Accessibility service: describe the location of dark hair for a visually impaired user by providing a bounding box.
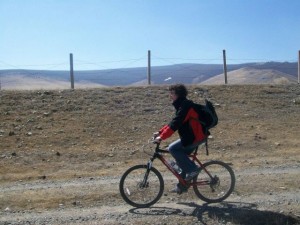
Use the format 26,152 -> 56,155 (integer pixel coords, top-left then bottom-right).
169,84 -> 188,98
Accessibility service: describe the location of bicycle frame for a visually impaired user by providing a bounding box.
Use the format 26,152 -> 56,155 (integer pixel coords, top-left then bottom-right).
146,143 -> 214,188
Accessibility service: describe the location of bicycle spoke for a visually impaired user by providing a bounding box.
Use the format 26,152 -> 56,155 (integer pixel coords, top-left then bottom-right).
120,165 -> 164,208
193,161 -> 235,203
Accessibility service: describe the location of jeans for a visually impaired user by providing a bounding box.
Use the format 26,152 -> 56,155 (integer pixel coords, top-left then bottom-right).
168,139 -> 201,176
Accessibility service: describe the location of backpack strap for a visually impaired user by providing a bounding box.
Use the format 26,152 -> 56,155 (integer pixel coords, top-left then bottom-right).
194,138 -> 209,156
205,139 -> 209,156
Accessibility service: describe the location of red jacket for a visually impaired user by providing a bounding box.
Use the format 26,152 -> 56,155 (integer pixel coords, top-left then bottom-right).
159,97 -> 207,146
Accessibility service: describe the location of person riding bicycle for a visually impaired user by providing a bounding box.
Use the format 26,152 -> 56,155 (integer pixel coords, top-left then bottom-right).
154,84 -> 208,194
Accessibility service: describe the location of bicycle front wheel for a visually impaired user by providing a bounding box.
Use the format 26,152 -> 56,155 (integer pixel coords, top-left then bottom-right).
193,160 -> 235,203
119,165 -> 164,208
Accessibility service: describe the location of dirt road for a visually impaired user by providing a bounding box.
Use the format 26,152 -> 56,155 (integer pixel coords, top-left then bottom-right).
1,165 -> 299,225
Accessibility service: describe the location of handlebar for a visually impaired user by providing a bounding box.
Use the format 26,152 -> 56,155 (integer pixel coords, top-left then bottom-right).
150,135 -> 161,145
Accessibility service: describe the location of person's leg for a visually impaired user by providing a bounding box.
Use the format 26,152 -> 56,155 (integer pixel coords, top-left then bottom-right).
168,139 -> 198,174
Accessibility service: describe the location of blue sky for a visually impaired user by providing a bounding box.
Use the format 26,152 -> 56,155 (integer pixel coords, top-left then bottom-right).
1,0 -> 300,70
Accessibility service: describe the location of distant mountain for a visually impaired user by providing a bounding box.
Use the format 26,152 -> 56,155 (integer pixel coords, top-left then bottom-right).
0,62 -> 298,89
248,61 -> 297,76
201,67 -> 297,85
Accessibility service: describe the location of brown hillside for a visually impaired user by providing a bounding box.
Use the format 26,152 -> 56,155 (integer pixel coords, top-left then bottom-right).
1,75 -> 106,90
202,68 -> 298,85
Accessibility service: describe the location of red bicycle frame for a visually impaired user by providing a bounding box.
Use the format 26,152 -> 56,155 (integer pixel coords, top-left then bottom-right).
152,147 -> 213,187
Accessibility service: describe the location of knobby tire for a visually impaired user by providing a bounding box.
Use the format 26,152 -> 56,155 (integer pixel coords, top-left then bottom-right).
193,160 -> 235,203
119,165 -> 164,208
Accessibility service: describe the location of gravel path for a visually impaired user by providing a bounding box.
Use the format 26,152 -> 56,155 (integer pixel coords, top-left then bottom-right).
1,165 -> 299,225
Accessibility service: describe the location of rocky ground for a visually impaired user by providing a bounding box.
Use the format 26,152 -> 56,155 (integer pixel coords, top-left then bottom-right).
0,84 -> 300,224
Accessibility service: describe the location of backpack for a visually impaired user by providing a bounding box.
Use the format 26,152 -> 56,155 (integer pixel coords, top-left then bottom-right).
192,99 -> 218,135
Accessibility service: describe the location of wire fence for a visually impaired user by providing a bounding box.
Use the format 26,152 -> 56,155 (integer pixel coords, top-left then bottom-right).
0,53 -> 299,90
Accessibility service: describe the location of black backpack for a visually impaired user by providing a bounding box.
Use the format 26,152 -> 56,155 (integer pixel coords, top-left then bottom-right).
192,99 -> 218,135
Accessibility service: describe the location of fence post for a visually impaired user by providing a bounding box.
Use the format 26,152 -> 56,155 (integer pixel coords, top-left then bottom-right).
70,53 -> 74,89
298,50 -> 300,84
147,50 -> 151,85
223,50 -> 228,84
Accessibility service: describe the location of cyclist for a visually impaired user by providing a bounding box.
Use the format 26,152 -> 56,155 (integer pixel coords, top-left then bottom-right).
154,84 -> 208,194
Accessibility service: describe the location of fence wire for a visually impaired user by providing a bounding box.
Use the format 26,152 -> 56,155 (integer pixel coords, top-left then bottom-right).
0,55 -> 299,90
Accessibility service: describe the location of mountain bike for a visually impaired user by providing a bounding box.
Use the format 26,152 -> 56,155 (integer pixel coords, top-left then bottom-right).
119,139 -> 235,208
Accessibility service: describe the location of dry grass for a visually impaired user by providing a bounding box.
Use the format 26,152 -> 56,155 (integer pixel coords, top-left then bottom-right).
1,84 -> 299,181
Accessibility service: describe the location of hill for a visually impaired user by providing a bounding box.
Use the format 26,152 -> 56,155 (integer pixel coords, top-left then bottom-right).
0,74 -> 106,90
0,62 -> 298,89
202,67 -> 298,85
0,84 -> 299,224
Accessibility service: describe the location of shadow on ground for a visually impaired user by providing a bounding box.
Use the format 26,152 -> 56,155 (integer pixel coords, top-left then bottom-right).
129,202 -> 300,225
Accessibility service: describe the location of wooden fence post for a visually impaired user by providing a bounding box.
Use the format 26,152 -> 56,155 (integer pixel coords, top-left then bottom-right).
70,53 -> 74,89
298,50 -> 300,84
148,50 -> 151,85
223,50 -> 228,84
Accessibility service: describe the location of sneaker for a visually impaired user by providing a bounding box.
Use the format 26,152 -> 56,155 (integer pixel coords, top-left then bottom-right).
170,183 -> 188,195
185,168 -> 200,181
170,185 -> 182,195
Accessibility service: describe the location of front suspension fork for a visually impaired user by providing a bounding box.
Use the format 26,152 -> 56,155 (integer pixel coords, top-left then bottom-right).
140,159 -> 154,188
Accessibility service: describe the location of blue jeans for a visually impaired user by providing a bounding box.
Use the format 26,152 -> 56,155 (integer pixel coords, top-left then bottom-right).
168,139 -> 201,176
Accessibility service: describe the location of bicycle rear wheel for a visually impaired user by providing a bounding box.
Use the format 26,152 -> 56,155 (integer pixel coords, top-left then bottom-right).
119,165 -> 164,208
193,160 -> 235,203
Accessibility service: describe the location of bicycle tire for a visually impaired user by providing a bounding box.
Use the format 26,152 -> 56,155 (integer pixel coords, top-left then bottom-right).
193,160 -> 235,203
119,164 -> 164,208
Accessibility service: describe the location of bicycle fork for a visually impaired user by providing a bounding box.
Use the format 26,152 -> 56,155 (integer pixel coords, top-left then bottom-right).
140,157 -> 155,188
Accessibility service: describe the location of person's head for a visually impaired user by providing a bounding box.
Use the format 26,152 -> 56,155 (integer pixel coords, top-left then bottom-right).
168,84 -> 188,101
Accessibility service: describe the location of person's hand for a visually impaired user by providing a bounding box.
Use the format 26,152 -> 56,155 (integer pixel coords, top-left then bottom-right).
153,132 -> 160,138
153,136 -> 162,144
